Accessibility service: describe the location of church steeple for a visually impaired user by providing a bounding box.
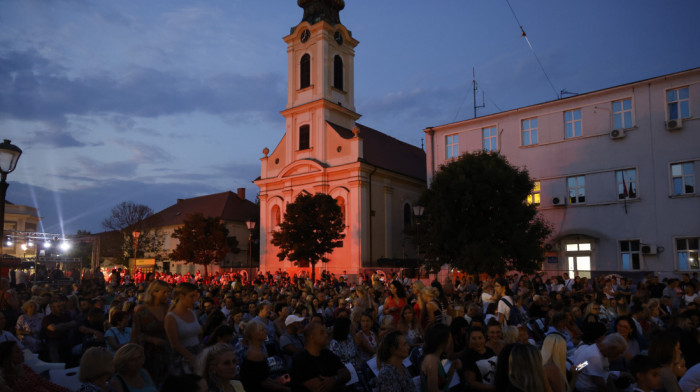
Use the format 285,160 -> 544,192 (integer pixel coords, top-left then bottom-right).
297,0 -> 345,26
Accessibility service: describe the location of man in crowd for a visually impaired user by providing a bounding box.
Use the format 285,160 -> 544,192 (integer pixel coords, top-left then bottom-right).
572,332 -> 629,392
290,321 -> 350,392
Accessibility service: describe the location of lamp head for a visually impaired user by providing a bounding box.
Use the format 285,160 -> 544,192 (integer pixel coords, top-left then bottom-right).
0,140 -> 22,175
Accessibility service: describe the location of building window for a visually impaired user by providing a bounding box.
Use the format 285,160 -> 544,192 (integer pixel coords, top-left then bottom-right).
620,240 -> 641,270
616,168 -> 637,199
271,205 -> 281,228
482,126 -> 498,151
677,237 -> 699,270
299,125 -> 310,150
567,175 -> 585,204
300,54 -> 310,89
667,87 -> 690,120
521,118 -> 538,146
446,134 -> 459,159
565,109 -> 582,138
671,162 -> 695,195
333,55 -> 343,91
566,242 -> 592,278
612,99 -> 633,129
527,181 -> 540,206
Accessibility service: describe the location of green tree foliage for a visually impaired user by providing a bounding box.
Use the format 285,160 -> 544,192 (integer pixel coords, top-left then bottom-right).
271,193 -> 345,282
169,213 -> 231,276
418,151 -> 551,276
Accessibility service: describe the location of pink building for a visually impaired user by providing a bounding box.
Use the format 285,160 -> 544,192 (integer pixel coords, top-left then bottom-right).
425,68 -> 700,278
255,1 -> 426,278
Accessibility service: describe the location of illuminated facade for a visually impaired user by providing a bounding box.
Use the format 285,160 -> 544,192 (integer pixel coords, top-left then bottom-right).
2,202 -> 41,259
255,1 -> 426,277
425,68 -> 700,277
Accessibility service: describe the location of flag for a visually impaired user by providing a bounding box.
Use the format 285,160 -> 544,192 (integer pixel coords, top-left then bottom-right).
622,178 -> 629,198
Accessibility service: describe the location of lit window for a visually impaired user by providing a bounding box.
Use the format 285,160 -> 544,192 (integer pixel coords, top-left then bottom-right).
299,125 -> 310,150
527,181 -> 540,206
521,118 -> 538,146
565,109 -> 582,138
567,175 -> 585,204
620,240 -> 641,270
482,126 -> 498,151
677,237 -> 699,270
616,169 -> 637,199
446,134 -> 459,159
671,162 -> 695,195
300,54 -> 310,89
333,55 -> 343,90
612,99 -> 633,129
667,87 -> 690,120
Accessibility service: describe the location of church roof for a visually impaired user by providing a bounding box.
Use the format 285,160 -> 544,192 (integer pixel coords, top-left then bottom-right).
145,191 -> 257,228
329,122 -> 426,181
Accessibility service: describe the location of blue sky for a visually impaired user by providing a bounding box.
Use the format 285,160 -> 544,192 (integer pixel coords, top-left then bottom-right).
2,0 -> 699,235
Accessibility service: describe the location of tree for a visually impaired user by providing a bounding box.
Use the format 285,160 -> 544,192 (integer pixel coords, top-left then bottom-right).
169,213 -> 233,277
101,201 -> 163,264
102,202 -> 154,231
271,193 -> 345,282
417,151 -> 551,277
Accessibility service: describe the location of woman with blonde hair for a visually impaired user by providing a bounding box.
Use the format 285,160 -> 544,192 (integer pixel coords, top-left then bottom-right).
110,343 -> 157,392
422,287 -> 445,326
541,334 -> 577,392
15,299 -> 43,353
130,279 -> 171,385
165,282 -> 202,375
197,343 -> 245,392
78,346 -> 115,392
508,343 -> 551,392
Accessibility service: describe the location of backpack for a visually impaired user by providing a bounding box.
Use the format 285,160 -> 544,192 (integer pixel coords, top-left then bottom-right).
500,297 -> 526,326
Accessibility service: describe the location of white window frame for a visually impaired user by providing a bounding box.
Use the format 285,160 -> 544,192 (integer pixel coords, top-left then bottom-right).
565,109 -> 582,138
567,175 -> 585,204
677,237 -> 700,270
446,134 -> 459,159
521,118 -> 538,146
616,168 -> 637,200
482,126 -> 498,152
612,98 -> 633,129
671,162 -> 695,195
620,239 -> 641,271
667,87 -> 690,120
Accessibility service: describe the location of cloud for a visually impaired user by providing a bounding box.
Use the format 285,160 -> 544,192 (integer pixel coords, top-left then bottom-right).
26,128 -> 92,148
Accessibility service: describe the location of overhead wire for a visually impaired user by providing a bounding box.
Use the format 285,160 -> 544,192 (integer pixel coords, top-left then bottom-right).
505,0 -> 560,100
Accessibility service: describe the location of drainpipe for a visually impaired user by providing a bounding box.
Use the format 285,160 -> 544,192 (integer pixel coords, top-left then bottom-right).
425,127 -> 435,182
368,166 -> 377,267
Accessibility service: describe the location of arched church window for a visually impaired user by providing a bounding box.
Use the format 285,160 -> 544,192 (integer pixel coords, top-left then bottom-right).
335,196 -> 346,224
300,54 -> 310,89
299,125 -> 310,150
333,55 -> 343,91
271,205 -> 281,228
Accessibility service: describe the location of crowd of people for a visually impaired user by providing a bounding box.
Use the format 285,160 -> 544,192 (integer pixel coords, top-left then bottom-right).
0,266 -> 699,392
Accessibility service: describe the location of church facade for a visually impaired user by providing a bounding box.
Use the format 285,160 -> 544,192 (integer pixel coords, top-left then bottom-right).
255,1 -> 426,278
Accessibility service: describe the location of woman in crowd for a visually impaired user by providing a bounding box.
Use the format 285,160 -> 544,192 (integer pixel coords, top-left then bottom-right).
648,333 -> 685,392
397,305 -> 423,347
329,317 -> 359,366
461,327 -> 497,391
422,287 -> 446,326
383,281 -> 407,327
165,282 -> 202,375
421,323 -> 461,392
111,343 -> 157,392
105,310 -> 132,354
238,320 -> 289,392
377,331 -> 416,392
15,299 -> 43,353
78,346 -> 115,392
355,312 -> 378,363
610,315 -> 640,371
130,279 -> 171,385
0,340 -> 70,392
197,343 -> 244,392
541,333 -> 577,392
508,343 -> 550,392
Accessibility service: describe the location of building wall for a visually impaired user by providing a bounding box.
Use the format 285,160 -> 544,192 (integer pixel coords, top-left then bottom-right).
425,68 -> 700,277
2,203 -> 41,258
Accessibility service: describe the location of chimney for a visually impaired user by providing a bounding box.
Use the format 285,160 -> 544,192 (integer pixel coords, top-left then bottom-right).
237,188 -> 246,200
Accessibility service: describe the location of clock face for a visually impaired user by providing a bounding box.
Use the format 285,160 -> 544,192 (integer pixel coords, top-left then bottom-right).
300,29 -> 310,43
334,31 -> 343,45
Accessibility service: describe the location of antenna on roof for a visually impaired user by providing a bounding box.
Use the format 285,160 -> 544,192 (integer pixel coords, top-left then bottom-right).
560,89 -> 578,98
473,67 -> 485,118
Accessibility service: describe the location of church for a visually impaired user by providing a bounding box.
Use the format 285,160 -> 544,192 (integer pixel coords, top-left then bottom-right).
255,0 -> 426,278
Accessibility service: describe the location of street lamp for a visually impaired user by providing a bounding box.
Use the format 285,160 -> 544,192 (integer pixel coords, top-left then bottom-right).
132,231 -> 141,270
246,220 -> 256,284
0,140 -> 22,257
412,205 -> 424,278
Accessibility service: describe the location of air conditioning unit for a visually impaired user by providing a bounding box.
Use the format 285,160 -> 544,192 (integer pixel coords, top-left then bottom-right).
609,129 -> 625,139
552,196 -> 565,206
544,243 -> 560,252
641,244 -> 657,255
666,118 -> 683,131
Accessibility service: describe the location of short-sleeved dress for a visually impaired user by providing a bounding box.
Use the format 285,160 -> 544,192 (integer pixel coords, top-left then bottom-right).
130,307 -> 170,385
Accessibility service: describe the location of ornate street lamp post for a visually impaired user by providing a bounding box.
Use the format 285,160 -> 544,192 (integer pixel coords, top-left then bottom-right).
0,140 -> 22,256
246,220 -> 256,284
